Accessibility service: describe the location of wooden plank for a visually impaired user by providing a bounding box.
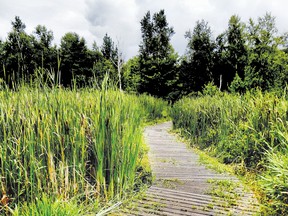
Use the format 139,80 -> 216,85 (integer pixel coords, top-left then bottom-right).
117,122 -> 259,215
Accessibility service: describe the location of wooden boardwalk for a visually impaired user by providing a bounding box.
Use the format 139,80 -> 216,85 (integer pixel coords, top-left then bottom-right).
118,122 -> 259,215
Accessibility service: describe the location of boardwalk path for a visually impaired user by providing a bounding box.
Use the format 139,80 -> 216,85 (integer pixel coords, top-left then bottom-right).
123,122 -> 259,215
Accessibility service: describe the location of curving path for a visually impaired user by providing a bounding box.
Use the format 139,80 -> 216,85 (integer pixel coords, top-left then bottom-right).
120,122 -> 259,215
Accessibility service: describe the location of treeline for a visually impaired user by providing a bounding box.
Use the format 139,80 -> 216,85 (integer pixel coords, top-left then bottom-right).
1,11 -> 288,99
130,10 -> 288,100
0,16 -> 122,88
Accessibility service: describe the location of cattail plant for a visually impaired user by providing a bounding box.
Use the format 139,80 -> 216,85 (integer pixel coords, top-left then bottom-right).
0,84 -> 168,215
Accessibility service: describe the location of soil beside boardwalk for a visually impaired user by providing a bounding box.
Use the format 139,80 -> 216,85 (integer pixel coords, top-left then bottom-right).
117,122 -> 259,215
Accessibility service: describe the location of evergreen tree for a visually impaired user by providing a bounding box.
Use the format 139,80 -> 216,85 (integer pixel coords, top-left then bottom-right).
101,34 -> 124,89
60,32 -> 89,86
101,33 -> 118,63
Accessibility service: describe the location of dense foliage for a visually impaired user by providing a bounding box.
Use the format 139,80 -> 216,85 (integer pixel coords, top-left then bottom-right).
0,16 -> 122,89
171,89 -> 288,214
1,12 -> 288,99
137,10 -> 178,100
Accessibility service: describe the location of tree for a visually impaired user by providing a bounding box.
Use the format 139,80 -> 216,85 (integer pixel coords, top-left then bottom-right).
91,58 -> 115,88
213,15 -> 248,91
100,34 -> 124,90
181,20 -> 215,93
31,25 -> 57,78
212,33 -> 229,90
227,15 -> 247,80
243,13 -> 287,91
34,25 -> 54,48
101,33 -> 118,63
138,9 -> 178,99
122,56 -> 141,92
60,32 -> 89,87
222,15 -> 248,91
2,16 -> 34,84
86,41 -> 103,86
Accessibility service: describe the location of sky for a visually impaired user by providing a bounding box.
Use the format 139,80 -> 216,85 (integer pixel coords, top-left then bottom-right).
0,0 -> 288,59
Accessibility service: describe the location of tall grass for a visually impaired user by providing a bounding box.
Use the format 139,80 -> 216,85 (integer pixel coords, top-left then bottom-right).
171,90 -> 288,213
138,94 -> 169,122
0,85 -> 167,215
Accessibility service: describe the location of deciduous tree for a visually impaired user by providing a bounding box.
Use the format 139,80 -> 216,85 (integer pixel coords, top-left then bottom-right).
243,13 -> 288,91
3,16 -> 34,83
181,20 -> 215,93
138,10 -> 178,99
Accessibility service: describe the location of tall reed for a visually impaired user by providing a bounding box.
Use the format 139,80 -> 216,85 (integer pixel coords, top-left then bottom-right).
0,85 -> 167,215
137,94 -> 169,122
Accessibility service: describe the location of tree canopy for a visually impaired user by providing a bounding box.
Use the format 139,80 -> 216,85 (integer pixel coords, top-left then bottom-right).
138,10 -> 178,99
0,12 -> 288,98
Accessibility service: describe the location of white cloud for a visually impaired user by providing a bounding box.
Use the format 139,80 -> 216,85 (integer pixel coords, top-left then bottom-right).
85,0 -> 140,56
0,0 -> 93,45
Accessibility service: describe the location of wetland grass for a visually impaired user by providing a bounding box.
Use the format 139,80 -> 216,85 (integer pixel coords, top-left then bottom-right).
0,85 -> 167,215
171,90 -> 288,214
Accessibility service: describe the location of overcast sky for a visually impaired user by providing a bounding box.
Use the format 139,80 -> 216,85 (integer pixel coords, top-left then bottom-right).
1,0 -> 288,59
